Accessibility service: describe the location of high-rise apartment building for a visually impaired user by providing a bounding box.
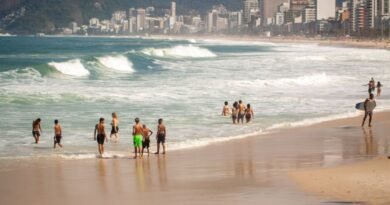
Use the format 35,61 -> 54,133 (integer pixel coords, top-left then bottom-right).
316,0 -> 336,20
243,0 -> 259,23
136,8 -> 146,32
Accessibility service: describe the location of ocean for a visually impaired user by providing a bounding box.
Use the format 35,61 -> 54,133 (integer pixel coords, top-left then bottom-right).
0,35 -> 389,159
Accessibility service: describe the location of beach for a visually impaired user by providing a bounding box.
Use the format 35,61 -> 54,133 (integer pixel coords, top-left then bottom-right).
1,111 -> 389,205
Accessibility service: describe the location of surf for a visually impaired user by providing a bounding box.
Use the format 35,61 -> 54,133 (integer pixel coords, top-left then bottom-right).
96,55 -> 135,73
48,59 -> 90,77
142,45 -> 217,58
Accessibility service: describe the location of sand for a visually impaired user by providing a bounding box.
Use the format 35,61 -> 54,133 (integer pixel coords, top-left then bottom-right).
0,111 -> 390,205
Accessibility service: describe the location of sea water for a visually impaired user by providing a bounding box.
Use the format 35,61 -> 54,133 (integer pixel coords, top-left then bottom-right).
0,36 -> 389,159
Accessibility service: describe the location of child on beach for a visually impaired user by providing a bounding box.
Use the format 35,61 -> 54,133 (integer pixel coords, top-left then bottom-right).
94,118 -> 107,156
155,118 -> 166,155
53,119 -> 63,149
133,118 -> 143,158
110,112 -> 119,141
32,118 -> 42,144
142,124 -> 153,156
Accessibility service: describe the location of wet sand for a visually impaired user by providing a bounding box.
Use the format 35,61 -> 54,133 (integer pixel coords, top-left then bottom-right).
0,111 -> 389,205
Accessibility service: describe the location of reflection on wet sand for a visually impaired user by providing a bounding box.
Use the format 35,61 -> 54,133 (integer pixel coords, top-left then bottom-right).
157,155 -> 168,190
362,127 -> 377,155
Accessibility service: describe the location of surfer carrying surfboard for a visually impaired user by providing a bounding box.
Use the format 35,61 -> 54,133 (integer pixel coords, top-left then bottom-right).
361,93 -> 376,127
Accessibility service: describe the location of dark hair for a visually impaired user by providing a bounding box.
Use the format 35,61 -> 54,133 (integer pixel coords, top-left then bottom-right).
233,101 -> 238,108
143,124 -> 146,128
135,118 -> 140,123
158,118 -> 163,124
369,93 -> 374,99
54,119 -> 58,124
224,101 -> 228,105
99,118 -> 104,123
37,118 -> 41,122
247,104 -> 251,108
239,100 -> 242,103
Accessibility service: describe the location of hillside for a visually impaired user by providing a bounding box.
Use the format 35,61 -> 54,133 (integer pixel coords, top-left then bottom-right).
0,0 -> 241,34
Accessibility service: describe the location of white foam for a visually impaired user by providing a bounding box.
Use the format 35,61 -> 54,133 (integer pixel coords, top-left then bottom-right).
142,45 -> 217,58
187,39 -> 197,43
48,59 -> 90,77
96,55 -> 135,73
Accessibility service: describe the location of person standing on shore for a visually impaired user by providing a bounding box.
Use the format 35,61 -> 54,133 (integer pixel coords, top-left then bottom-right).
110,112 -> 119,141
362,93 -> 376,127
155,118 -> 166,155
245,104 -> 254,123
132,118 -> 143,159
238,100 -> 246,124
32,118 -> 42,144
142,124 -> 153,156
221,101 -> 230,116
94,118 -> 107,156
377,81 -> 382,97
232,101 -> 238,124
53,119 -> 63,149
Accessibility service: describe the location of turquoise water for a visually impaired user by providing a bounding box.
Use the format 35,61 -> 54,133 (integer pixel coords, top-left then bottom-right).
0,36 -> 389,159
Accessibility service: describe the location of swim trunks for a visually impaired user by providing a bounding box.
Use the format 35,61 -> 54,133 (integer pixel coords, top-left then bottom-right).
143,138 -> 150,148
32,131 -> 40,137
133,134 -> 142,147
111,126 -> 119,134
97,134 -> 105,145
157,133 -> 166,144
54,134 -> 62,144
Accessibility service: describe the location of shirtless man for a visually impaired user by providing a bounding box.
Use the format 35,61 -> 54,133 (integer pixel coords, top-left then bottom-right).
141,124 -> 153,156
32,118 -> 42,144
362,93 -> 376,127
221,101 -> 230,116
155,118 -> 166,155
132,118 -> 143,158
110,112 -> 119,141
94,118 -> 107,155
53,119 -> 63,149
237,100 -> 246,124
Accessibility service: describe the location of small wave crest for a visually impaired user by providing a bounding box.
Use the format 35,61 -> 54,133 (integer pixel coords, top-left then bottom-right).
48,59 -> 90,77
96,55 -> 135,73
142,45 -> 216,58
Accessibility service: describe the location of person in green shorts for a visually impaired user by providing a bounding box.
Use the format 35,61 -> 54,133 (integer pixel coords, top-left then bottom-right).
132,117 -> 143,159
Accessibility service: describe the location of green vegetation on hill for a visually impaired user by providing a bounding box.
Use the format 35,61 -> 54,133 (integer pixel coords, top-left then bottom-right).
2,0 -> 241,34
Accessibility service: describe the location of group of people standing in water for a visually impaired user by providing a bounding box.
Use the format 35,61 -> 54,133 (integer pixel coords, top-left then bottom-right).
32,112 -> 167,159
222,100 -> 254,124
366,77 -> 382,97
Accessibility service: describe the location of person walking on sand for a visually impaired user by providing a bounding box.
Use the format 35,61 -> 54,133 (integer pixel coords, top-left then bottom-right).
362,93 -> 376,127
232,101 -> 238,124
245,104 -> 254,123
142,124 -> 153,156
32,118 -> 42,144
221,101 -> 230,116
133,118 -> 143,159
155,118 -> 166,155
237,100 -> 246,124
377,81 -> 382,97
94,118 -> 107,156
53,119 -> 63,149
110,112 -> 119,141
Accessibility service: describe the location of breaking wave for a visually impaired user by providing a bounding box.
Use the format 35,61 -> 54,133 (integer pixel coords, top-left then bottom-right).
142,45 -> 217,58
48,59 -> 90,77
96,55 -> 135,73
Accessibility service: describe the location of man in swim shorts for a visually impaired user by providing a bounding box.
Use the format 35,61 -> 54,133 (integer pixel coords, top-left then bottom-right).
155,118 -> 166,155
32,118 -> 42,144
237,100 -> 246,124
94,118 -> 107,155
53,119 -> 63,149
133,118 -> 143,158
142,124 -> 153,156
362,93 -> 376,127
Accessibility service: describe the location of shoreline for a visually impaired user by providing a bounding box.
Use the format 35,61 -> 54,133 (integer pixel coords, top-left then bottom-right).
1,34 -> 390,50
1,111 -> 390,204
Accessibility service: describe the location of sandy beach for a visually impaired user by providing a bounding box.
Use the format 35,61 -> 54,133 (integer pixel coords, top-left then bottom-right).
1,111 -> 389,205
